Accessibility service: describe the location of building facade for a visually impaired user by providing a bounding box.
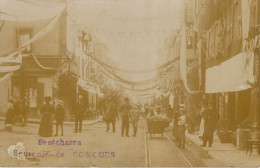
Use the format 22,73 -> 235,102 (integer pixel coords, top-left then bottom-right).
0,2 -> 66,118
187,0 -> 260,149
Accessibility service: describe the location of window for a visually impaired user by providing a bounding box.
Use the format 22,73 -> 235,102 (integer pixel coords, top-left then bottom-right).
212,26 -> 215,57
29,88 -> 37,108
226,9 -> 230,43
207,30 -> 211,58
81,59 -> 84,78
209,28 -> 214,58
215,21 -> 220,56
19,31 -> 31,53
93,93 -> 96,111
233,0 -> 242,39
258,0 -> 260,26
249,0 -> 260,32
229,6 -> 233,41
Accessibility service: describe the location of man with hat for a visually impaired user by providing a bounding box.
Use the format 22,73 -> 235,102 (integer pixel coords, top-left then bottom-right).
178,107 -> 186,149
74,95 -> 84,133
103,96 -> 118,133
201,103 -> 219,147
54,99 -> 65,136
119,97 -> 132,137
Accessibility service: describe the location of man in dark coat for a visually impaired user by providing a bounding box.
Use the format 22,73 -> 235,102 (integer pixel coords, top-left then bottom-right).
74,95 -> 84,133
54,100 -> 65,136
202,103 -> 219,147
144,104 -> 149,116
119,97 -> 132,137
103,97 -> 118,133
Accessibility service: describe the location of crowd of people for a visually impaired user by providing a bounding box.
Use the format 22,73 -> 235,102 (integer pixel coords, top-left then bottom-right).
5,96 -> 65,137
5,94 -> 219,148
102,97 -> 143,137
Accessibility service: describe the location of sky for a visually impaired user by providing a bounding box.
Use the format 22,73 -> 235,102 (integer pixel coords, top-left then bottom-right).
68,0 -> 183,82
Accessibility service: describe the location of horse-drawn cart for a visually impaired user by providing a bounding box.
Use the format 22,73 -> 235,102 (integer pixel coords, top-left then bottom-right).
146,119 -> 170,138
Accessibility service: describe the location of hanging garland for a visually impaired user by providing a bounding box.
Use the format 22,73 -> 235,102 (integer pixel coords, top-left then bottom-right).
99,66 -> 160,92
84,50 -> 177,85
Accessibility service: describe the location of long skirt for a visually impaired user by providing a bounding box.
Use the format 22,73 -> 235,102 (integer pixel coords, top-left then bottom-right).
38,113 -> 53,137
199,118 -> 205,138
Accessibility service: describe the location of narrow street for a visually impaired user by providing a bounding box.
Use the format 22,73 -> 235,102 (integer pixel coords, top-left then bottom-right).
0,120 -> 226,167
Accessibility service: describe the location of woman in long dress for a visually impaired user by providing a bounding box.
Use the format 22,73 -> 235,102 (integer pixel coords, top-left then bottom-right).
199,105 -> 206,139
38,97 -> 55,137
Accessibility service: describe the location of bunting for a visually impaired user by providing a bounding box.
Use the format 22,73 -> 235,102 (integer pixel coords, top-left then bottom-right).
0,0 -> 65,22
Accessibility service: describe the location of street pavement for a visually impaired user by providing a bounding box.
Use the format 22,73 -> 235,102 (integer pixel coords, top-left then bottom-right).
0,119 -> 230,167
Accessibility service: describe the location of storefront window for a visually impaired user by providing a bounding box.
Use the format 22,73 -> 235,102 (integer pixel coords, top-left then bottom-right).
29,88 -> 37,108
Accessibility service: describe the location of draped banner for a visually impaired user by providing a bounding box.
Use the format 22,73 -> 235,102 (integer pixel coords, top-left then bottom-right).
179,30 -> 199,94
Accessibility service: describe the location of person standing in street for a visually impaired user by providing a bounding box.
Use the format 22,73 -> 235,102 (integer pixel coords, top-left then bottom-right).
178,108 -> 186,149
54,100 -> 65,136
19,98 -> 28,126
5,98 -> 15,131
201,103 -> 219,147
199,103 -> 206,139
130,105 -> 141,137
172,107 -> 180,140
5,98 -> 15,125
149,107 -> 155,116
103,96 -> 118,133
119,97 -> 132,137
38,97 -> 55,137
13,98 -> 20,124
74,95 -> 84,133
144,104 -> 149,116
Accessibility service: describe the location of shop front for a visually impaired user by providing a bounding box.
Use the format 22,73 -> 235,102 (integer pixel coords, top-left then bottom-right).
78,78 -> 100,120
205,50 -> 259,149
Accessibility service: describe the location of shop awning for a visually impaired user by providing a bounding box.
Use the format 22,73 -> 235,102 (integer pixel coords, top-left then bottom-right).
205,52 -> 255,93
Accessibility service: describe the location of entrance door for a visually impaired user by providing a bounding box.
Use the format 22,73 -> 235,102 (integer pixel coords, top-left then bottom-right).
37,82 -> 44,108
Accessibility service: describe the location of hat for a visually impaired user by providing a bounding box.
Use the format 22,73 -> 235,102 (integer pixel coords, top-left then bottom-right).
44,96 -> 52,101
179,107 -> 185,112
57,100 -> 63,105
8,97 -> 14,101
44,97 -> 52,104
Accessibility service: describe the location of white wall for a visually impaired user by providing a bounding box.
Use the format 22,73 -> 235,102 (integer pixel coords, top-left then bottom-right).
38,76 -> 54,97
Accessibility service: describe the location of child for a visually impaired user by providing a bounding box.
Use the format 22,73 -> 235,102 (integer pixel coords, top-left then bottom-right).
178,108 -> 186,149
